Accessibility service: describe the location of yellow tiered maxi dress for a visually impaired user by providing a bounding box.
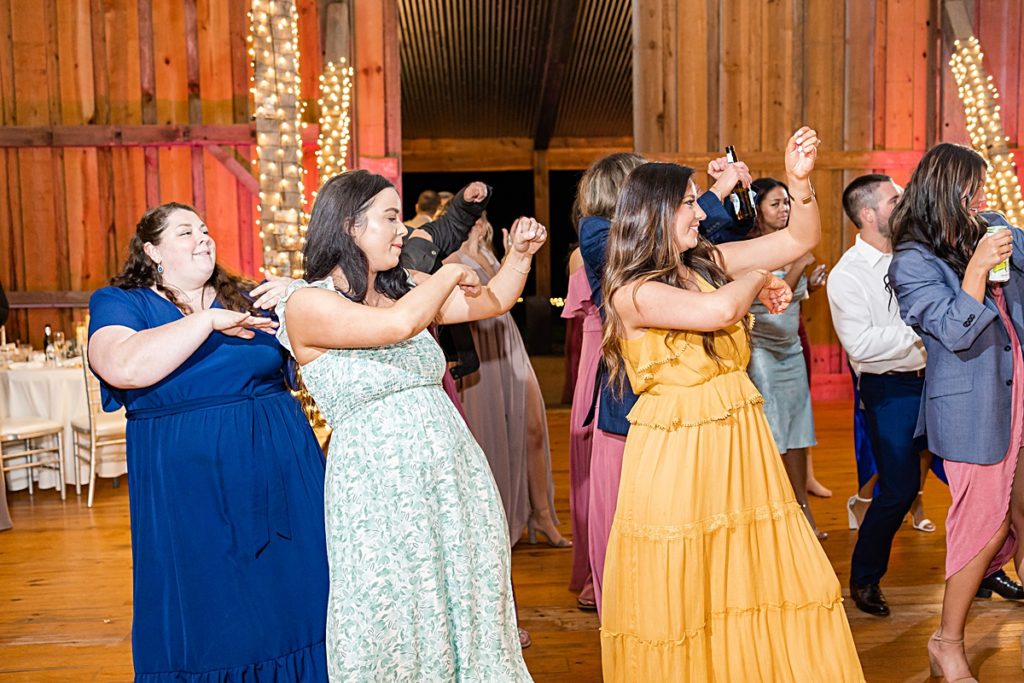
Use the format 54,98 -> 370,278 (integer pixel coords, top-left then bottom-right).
600,279 -> 864,682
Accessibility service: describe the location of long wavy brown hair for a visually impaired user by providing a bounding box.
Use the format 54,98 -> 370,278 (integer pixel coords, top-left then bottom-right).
600,163 -> 741,396
890,143 -> 988,280
110,202 -> 257,314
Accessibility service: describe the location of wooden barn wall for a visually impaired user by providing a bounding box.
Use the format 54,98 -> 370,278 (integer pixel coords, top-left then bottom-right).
634,0 -> 1020,395
1,0 -> 1022,359
0,0 -> 323,346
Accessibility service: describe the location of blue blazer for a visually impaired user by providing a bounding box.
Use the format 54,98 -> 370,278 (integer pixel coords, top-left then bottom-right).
888,224 -> 1024,465
578,192 -> 734,435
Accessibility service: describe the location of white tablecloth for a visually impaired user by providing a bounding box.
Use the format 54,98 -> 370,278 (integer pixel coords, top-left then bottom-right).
0,365 -> 127,492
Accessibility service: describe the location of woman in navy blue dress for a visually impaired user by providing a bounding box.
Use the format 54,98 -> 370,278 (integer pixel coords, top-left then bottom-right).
88,202 -> 329,682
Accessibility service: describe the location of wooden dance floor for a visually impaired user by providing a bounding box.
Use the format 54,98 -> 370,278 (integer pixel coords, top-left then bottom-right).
2,399 -> 1023,681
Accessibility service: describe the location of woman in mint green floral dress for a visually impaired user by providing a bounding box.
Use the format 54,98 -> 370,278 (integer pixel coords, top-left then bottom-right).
276,170 -> 543,681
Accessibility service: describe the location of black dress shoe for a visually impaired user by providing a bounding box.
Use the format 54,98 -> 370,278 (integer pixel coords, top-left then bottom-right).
849,581 -> 891,616
976,569 -> 1024,600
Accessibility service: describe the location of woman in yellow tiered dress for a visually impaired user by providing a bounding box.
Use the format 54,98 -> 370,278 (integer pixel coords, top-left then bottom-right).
599,128 -> 864,681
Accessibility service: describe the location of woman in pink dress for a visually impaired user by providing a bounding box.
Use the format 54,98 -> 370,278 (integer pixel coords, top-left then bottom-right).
562,260 -> 584,405
889,143 -> 1024,682
561,248 -> 601,609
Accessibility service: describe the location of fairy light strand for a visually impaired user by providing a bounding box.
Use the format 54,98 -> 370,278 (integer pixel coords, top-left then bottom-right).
316,59 -> 354,181
949,36 -> 1024,226
249,0 -> 306,278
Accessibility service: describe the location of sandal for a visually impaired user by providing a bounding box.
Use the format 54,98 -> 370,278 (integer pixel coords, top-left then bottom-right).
847,494 -> 872,530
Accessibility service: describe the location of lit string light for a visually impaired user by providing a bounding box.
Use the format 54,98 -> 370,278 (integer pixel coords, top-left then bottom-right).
248,0 -> 306,278
317,59 -> 354,181
949,36 -> 1024,226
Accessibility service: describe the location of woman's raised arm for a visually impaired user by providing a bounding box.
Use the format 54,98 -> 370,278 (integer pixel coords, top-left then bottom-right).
718,127 -> 821,277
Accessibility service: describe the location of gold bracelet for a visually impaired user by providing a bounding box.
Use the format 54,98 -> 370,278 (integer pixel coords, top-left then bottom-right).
508,262 -> 531,275
800,181 -> 816,205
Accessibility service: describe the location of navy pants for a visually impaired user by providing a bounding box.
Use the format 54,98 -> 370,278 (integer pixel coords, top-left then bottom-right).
850,372 -> 926,586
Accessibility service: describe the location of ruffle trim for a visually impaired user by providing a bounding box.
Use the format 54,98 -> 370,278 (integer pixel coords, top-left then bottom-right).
614,501 -> 803,541
599,597 -> 847,647
135,640 -> 327,683
633,341 -> 692,379
627,394 -> 764,431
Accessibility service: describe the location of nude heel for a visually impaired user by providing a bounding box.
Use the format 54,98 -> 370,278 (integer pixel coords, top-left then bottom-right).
927,632 -> 977,682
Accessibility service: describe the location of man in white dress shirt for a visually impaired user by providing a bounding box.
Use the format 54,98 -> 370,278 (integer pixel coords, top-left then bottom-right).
829,174 -> 926,616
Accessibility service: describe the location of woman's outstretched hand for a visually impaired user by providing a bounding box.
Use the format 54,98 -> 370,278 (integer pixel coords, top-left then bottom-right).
207,309 -> 279,339
249,276 -> 293,310
785,126 -> 821,181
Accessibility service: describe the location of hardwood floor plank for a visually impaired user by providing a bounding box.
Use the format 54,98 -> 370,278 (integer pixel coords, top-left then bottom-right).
2,398 -> 1023,681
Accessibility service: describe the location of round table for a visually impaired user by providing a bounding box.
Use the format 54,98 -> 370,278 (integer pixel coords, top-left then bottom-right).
0,363 -> 127,493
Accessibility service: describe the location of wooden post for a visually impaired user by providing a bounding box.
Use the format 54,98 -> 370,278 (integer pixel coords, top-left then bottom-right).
137,0 -> 159,207
229,0 -> 256,273
183,0 -> 205,216
352,0 -> 400,189
533,149 -> 550,298
632,0 -> 678,154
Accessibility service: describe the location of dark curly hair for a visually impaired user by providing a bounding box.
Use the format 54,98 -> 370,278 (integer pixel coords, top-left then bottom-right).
304,170 -> 412,302
110,202 -> 257,314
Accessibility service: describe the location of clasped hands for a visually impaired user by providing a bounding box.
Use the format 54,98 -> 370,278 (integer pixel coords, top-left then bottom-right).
756,271 -> 793,314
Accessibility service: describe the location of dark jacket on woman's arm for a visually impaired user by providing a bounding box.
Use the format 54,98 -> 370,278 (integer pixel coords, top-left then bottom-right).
400,184 -> 492,275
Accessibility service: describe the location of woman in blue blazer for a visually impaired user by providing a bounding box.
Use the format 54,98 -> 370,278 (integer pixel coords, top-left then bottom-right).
889,142 -> 1024,682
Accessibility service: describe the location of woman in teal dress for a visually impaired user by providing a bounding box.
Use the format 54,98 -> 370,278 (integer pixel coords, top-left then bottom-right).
88,202 -> 329,681
277,170 -> 542,681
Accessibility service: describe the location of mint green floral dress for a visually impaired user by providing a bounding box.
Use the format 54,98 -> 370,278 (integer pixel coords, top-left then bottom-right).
277,278 -> 532,683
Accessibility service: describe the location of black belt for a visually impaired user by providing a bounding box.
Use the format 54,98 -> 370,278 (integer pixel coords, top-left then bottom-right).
867,368 -> 925,378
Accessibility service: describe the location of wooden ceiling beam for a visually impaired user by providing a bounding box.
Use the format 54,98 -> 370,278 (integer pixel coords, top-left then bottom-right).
0,124 -> 254,147
402,138 -> 969,173
532,0 -> 580,151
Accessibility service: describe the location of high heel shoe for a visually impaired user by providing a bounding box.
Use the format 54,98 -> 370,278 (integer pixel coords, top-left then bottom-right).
526,518 -> 572,548
847,494 -> 872,530
927,631 -> 977,682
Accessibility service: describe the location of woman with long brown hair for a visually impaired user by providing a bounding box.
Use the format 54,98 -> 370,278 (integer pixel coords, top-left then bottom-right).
87,202 -> 330,681
598,128 -> 863,681
889,142 -> 1024,682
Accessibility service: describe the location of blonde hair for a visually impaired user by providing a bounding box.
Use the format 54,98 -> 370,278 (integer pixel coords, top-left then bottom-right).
574,152 -> 646,224
474,211 -> 495,255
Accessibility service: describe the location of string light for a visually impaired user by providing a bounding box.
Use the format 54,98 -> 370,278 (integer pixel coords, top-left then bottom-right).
949,36 -> 1024,226
316,59 -> 354,180
250,0 -> 305,278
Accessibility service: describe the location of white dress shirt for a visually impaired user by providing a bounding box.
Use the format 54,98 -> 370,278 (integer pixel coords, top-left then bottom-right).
826,234 -> 927,375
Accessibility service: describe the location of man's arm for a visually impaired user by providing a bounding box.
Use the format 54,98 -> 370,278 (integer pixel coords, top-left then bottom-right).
697,191 -> 741,245
414,182 -> 492,258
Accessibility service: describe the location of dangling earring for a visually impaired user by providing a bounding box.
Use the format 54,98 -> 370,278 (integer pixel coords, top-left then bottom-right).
156,264 -> 164,274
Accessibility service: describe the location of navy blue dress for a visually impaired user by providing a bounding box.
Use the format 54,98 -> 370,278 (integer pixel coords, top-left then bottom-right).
89,287 -> 329,683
